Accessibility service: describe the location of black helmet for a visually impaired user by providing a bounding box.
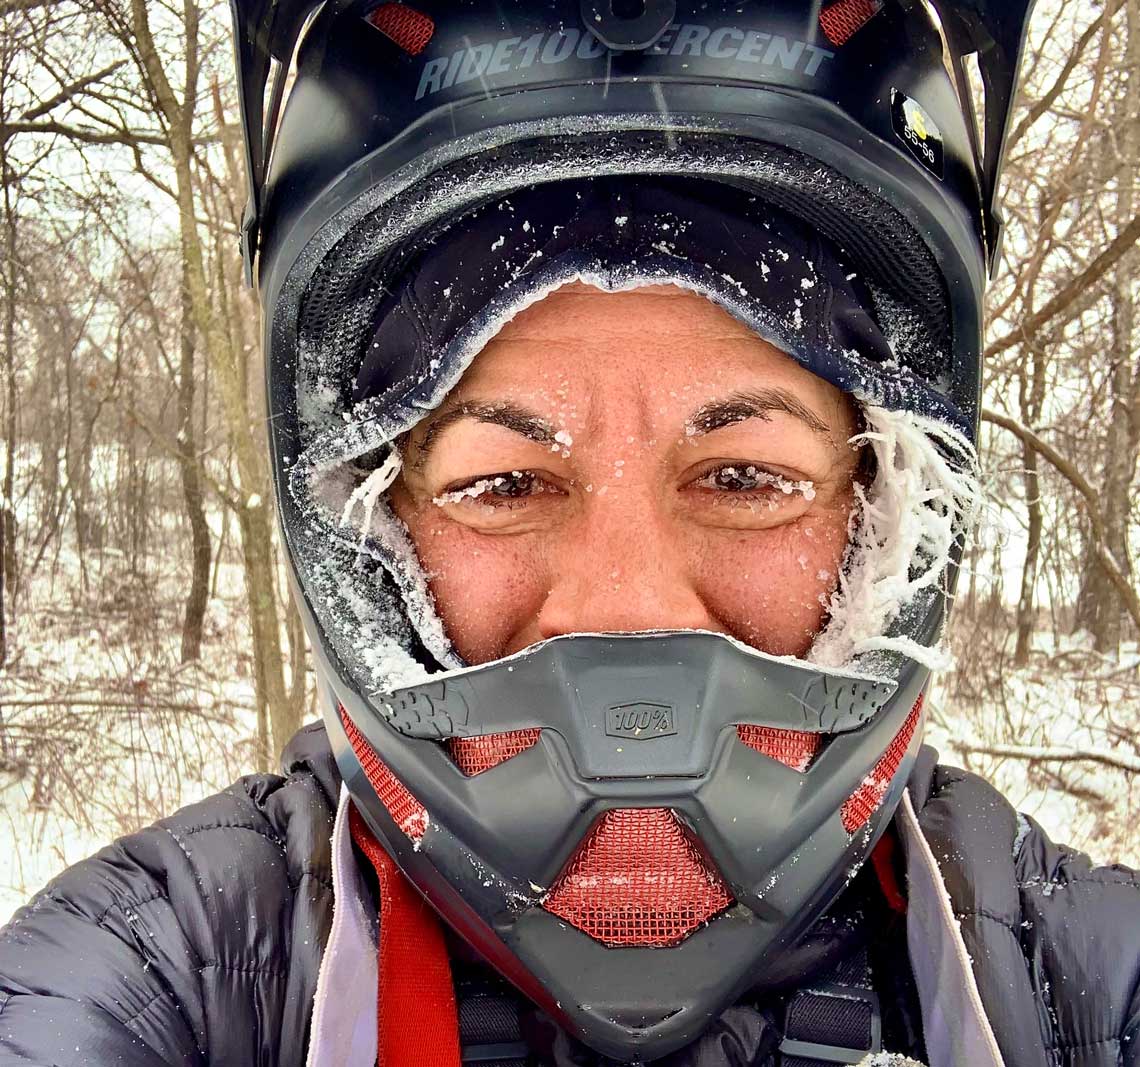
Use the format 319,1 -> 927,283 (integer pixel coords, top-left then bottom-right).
229,0 -> 1033,1059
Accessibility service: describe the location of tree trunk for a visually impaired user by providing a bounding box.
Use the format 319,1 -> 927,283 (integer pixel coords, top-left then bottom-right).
1075,0 -> 1140,653
1014,336 -> 1048,665
237,499 -> 293,764
1014,443 -> 1043,664
176,263 -> 211,663
0,140 -> 17,664
123,0 -> 301,758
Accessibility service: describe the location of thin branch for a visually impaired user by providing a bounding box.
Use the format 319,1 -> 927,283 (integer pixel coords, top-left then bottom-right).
986,211 -> 1140,358
123,401 -> 243,513
982,408 -> 1140,631
1006,0 -> 1126,154
2,698 -> 250,713
20,61 -> 127,122
950,740 -> 1140,775
0,0 -> 51,14
0,119 -> 220,148
0,118 -> 169,147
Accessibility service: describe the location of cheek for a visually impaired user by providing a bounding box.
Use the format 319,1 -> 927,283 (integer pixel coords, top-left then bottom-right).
393,498 -> 548,664
693,498 -> 853,658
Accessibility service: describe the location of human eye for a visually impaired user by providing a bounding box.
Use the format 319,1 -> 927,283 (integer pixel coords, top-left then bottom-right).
432,470 -> 558,509
691,463 -> 817,507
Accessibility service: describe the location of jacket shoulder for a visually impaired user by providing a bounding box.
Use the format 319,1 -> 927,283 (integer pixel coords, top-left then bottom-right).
914,759 -> 1140,1067
0,722 -> 338,1066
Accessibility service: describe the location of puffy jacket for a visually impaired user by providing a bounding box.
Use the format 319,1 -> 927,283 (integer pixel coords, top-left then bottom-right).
1,722 -> 1138,1066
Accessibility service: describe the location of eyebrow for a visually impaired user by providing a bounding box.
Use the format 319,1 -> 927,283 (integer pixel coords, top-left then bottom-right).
688,389 -> 833,438
415,401 -> 555,465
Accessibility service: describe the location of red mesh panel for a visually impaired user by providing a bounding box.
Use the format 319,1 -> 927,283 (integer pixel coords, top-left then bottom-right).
819,0 -> 881,47
543,809 -> 733,947
365,2 -> 435,55
446,729 -> 541,776
736,725 -> 821,773
340,706 -> 429,840
840,694 -> 923,833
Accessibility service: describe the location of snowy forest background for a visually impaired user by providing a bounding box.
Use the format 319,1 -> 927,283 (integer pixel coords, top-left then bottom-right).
1,0 -> 1138,922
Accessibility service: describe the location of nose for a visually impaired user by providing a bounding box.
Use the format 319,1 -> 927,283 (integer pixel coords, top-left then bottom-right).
535,496 -> 719,638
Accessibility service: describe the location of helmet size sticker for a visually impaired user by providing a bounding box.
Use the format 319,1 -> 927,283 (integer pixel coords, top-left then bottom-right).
891,89 -> 944,180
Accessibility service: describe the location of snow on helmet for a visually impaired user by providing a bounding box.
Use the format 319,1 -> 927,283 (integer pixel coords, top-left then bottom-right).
229,0 -> 1034,1059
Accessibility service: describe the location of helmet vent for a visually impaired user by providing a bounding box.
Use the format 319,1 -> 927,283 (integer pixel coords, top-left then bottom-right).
819,0 -> 882,47
446,729 -> 542,776
840,694 -> 923,833
365,3 -> 435,56
736,725 -> 821,773
543,808 -> 733,947
340,705 -> 429,840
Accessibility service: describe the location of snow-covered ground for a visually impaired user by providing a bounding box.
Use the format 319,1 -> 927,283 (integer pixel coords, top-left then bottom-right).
0,543 -> 275,923
929,627 -> 1140,869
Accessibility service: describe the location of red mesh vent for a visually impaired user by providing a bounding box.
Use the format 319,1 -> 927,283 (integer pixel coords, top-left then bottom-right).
840,695 -> 923,833
365,2 -> 435,55
339,706 -> 429,840
819,0 -> 881,47
446,729 -> 541,776
543,809 -> 733,947
736,725 -> 821,773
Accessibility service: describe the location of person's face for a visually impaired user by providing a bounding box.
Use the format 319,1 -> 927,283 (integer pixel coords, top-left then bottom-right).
389,283 -> 862,665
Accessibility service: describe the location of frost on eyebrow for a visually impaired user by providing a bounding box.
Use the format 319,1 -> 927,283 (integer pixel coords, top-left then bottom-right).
686,389 -> 833,438
415,400 -> 556,466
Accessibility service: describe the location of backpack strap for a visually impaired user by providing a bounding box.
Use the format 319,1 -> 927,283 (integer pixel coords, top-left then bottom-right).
457,984 -> 530,1065
779,948 -> 882,1066
451,950 -> 883,1067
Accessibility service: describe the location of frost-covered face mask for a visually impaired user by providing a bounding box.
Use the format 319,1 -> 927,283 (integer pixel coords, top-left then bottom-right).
282,176 -> 980,1061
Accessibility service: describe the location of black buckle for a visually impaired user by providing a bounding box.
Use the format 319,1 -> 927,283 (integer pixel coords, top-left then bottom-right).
461,1040 -> 531,1062
779,983 -> 882,1065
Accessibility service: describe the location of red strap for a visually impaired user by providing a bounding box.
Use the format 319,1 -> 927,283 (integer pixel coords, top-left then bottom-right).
870,827 -> 907,915
349,804 -> 462,1067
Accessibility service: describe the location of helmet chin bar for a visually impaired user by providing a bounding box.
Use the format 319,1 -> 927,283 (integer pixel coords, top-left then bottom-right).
321,630 -> 927,1062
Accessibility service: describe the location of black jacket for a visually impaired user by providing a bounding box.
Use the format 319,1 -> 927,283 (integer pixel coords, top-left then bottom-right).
1,722 -> 1138,1066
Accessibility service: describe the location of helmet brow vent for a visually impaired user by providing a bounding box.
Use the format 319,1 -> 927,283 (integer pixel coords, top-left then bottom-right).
446,729 -> 542,776
819,0 -> 882,47
339,705 -> 429,840
543,809 -> 733,947
736,725 -> 821,773
365,2 -> 435,56
840,694 -> 923,833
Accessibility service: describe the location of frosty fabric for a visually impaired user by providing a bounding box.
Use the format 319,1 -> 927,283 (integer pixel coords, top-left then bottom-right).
283,131 -> 961,447
349,176 -> 960,431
